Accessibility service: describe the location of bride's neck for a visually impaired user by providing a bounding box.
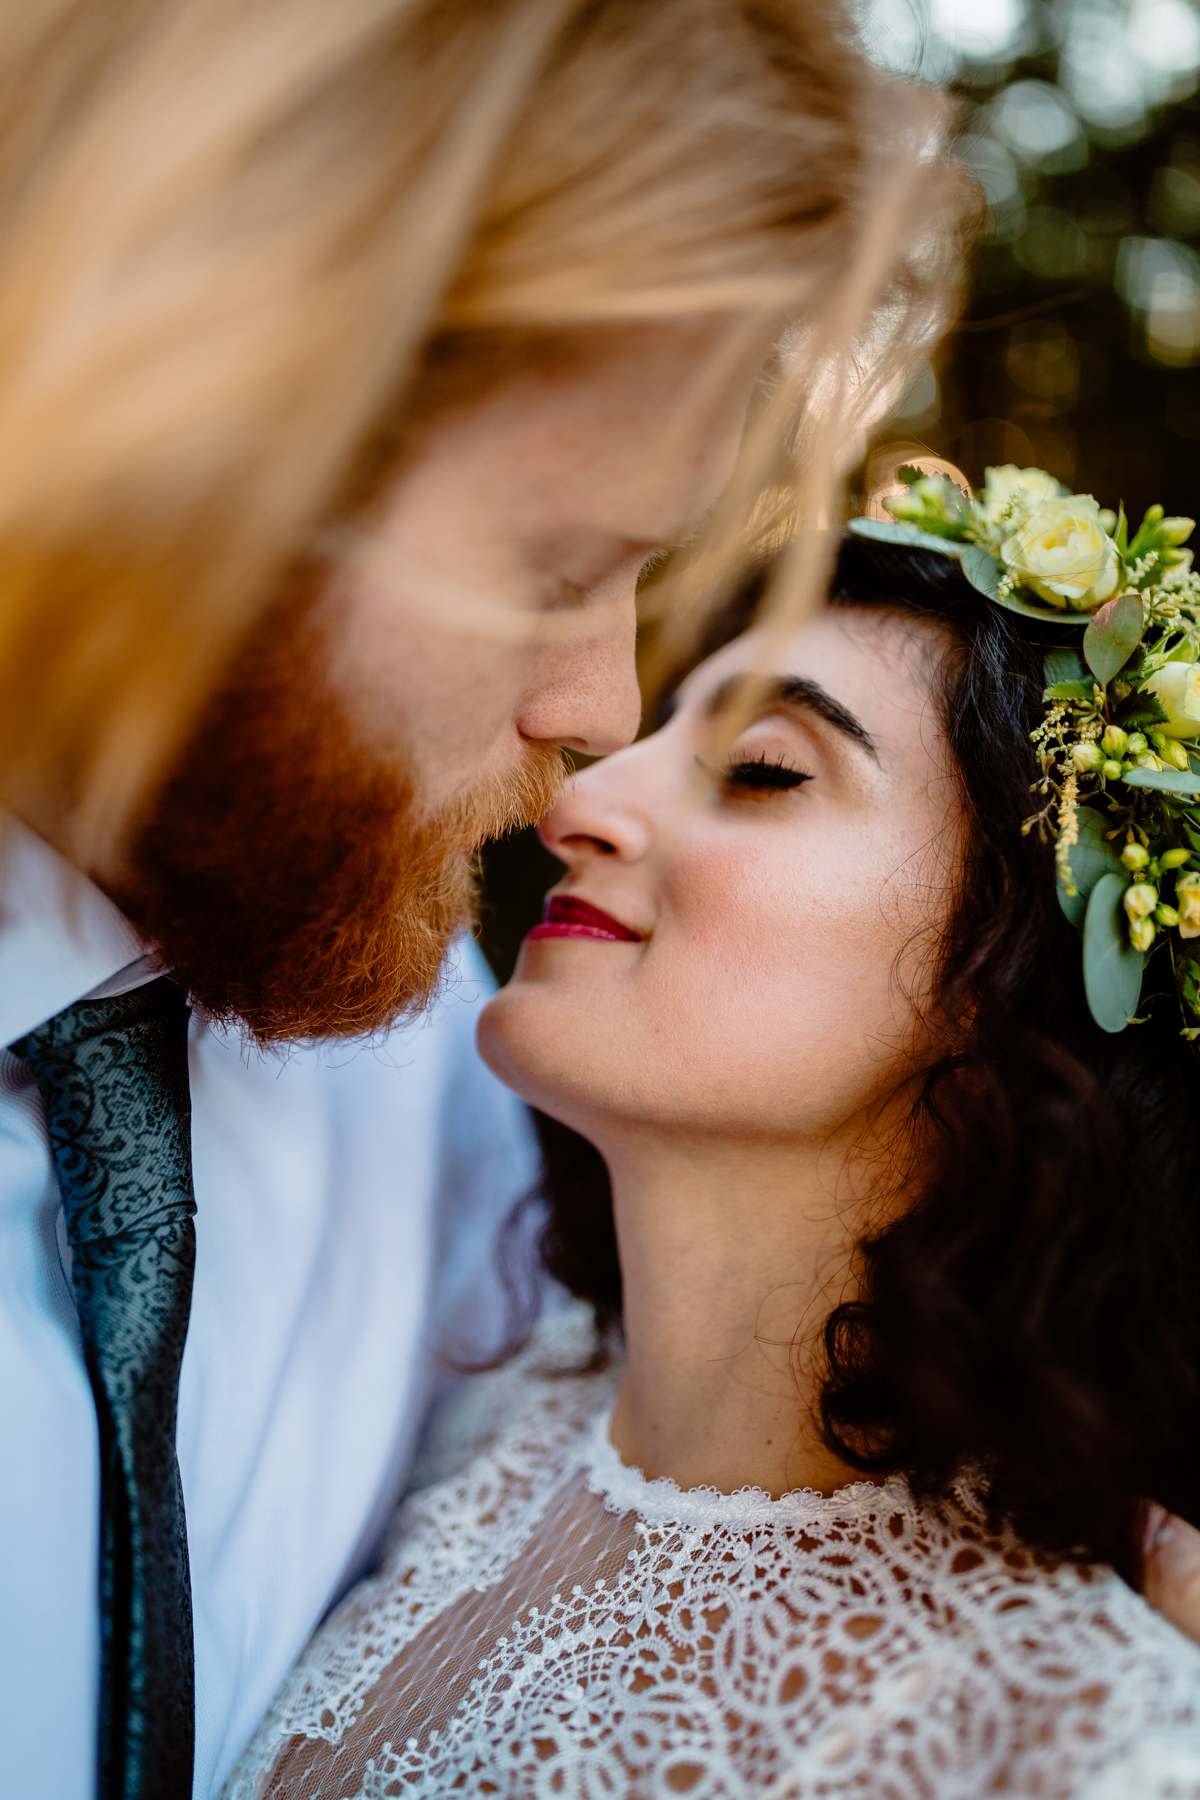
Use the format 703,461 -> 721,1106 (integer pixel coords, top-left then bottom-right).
602,1126 -> 896,1500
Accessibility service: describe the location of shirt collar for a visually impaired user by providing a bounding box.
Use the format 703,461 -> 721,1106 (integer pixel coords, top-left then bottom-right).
0,818 -> 157,1048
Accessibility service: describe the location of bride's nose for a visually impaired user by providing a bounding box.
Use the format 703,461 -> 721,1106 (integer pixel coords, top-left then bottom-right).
538,756 -> 653,865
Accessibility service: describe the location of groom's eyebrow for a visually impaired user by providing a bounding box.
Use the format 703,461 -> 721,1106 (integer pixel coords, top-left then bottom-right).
697,672 -> 881,763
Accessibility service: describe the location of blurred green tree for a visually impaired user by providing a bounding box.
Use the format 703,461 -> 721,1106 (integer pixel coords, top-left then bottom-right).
865,0 -> 1200,510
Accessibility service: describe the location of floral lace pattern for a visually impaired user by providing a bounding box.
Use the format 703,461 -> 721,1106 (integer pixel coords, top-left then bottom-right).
227,1304 -> 1200,1799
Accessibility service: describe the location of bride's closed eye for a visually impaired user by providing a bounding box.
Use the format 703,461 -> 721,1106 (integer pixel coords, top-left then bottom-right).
696,750 -> 814,797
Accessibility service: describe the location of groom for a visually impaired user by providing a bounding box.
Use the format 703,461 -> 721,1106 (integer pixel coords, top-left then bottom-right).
0,248 -> 752,1800
0,3 -> 874,1797
0,324 -> 697,1793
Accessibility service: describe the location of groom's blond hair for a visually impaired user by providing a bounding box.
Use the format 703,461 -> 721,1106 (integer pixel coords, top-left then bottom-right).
0,0 -> 968,859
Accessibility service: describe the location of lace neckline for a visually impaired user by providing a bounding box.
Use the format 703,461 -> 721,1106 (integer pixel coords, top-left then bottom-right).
578,1398 -> 916,1530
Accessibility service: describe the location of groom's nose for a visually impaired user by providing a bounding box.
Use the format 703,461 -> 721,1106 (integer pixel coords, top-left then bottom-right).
517,594 -> 642,757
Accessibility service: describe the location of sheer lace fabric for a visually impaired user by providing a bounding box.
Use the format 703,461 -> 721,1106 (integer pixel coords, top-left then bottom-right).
227,1303 -> 1200,1798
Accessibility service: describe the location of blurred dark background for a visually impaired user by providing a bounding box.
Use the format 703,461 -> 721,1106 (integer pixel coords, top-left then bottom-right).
866,0 -> 1200,510
479,0 -> 1200,980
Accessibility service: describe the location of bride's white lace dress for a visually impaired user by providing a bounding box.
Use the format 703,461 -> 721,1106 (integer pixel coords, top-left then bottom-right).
227,1302 -> 1200,1798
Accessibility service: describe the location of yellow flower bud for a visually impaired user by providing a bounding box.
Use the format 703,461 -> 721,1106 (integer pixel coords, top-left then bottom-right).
1144,504 -> 1165,529
1124,882 -> 1158,920
1156,902 -> 1180,928
1101,759 -> 1124,780
1101,725 -> 1128,756
1162,847 -> 1192,869
1129,915 -> 1156,953
1177,872 -> 1200,939
1125,732 -> 1149,755
1164,739 -> 1192,771
1161,516 -> 1196,546
1070,740 -> 1104,773
1121,842 -> 1150,870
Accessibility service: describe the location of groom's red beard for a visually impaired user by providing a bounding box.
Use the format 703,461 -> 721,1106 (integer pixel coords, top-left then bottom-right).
111,611 -> 565,1046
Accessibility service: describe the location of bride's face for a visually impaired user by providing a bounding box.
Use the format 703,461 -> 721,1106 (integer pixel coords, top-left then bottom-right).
478,604 -> 967,1142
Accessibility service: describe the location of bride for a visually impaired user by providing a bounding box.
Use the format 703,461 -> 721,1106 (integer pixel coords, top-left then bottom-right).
229,512 -> 1200,1797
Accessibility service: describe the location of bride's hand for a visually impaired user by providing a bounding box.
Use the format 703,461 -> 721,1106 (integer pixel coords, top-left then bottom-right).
1144,1506 -> 1200,1641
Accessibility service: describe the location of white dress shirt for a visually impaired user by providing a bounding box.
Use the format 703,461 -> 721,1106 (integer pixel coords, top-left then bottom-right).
0,820 -> 539,1800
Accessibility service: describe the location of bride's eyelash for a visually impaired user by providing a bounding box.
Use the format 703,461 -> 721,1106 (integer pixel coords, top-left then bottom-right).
727,756 -> 812,792
716,752 -> 813,794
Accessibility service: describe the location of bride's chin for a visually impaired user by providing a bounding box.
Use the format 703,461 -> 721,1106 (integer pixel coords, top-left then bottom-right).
476,987 -> 549,1104
476,987 -> 601,1131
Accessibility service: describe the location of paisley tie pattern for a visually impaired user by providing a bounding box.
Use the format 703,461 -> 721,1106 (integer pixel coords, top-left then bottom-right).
13,978 -> 197,1800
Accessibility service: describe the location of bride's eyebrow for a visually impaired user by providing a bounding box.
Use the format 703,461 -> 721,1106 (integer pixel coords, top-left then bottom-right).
702,672 -> 881,763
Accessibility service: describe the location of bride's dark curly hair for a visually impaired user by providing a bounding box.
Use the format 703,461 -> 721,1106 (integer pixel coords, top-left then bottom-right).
509,531 -> 1200,1578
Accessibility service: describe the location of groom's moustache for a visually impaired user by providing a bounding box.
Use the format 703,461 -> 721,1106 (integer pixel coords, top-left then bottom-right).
435,740 -> 567,853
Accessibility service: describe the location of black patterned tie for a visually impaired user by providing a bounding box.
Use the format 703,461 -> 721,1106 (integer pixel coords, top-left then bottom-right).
12,978 -> 197,1800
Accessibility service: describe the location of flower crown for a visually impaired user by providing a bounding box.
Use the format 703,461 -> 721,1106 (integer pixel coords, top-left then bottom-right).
849,465 -> 1200,1038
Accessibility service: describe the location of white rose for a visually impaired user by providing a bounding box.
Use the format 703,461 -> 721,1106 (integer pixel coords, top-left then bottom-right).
979,464 -> 1063,524
1001,495 -> 1122,611
1142,662 -> 1200,738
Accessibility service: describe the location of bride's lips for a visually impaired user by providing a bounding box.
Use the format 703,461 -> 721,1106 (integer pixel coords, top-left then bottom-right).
526,895 -> 644,944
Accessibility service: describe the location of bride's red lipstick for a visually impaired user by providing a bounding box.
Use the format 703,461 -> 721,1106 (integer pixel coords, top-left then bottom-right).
526,896 -> 643,944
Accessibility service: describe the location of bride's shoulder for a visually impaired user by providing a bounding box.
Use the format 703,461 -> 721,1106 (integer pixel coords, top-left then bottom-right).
408,1295 -> 616,1492
751,1479 -> 1200,1793
591,1468 -> 1200,1794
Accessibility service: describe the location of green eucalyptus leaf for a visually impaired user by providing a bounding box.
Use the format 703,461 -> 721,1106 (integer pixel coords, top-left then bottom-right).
847,517 -> 967,557
1082,871 -> 1145,1034
1122,766 -> 1200,797
1057,805 -> 1123,928
960,545 -> 1001,598
1083,593 -> 1145,686
1044,649 -> 1087,686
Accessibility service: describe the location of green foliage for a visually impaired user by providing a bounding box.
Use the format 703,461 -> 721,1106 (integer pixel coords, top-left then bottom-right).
962,546 -> 1085,622
1044,650 -> 1087,686
960,545 -> 1001,599
1114,690 -> 1169,729
1122,766 -> 1200,796
1083,594 -> 1145,685
1082,872 -> 1146,1033
1177,946 -> 1200,1025
1043,648 -> 1093,700
1057,805 -> 1123,927
1044,679 -> 1098,701
846,518 -> 967,557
